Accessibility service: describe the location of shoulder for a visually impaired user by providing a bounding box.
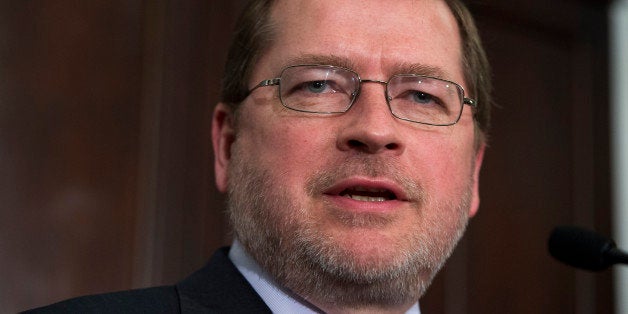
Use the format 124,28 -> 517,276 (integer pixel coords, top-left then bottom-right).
22,286 -> 179,314
22,247 -> 271,314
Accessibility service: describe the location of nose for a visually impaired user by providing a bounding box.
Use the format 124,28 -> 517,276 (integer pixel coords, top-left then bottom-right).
336,83 -> 405,155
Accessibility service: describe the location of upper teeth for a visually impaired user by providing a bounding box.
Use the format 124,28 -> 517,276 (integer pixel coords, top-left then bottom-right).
353,187 -> 387,193
341,186 -> 393,202
343,194 -> 387,202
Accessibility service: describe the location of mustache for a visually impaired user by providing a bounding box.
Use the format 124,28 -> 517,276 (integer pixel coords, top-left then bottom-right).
305,155 -> 426,203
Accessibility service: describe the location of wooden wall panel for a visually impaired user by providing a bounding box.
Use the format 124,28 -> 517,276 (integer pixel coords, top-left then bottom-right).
131,0 -> 247,287
0,1 -> 144,311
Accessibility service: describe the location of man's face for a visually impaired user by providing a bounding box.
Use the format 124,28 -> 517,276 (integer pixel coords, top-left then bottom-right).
213,0 -> 485,311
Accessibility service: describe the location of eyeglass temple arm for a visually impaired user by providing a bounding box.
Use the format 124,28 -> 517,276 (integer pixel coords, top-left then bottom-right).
463,97 -> 477,108
247,78 -> 281,94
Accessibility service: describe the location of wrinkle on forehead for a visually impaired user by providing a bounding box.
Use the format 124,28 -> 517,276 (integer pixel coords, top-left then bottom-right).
281,54 -> 452,81
271,0 -> 459,40
264,0 -> 464,85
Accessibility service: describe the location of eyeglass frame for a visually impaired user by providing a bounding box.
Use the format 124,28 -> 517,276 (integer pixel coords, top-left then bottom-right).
246,64 -> 477,126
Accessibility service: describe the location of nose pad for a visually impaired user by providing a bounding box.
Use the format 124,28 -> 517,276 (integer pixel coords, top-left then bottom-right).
337,83 -> 404,155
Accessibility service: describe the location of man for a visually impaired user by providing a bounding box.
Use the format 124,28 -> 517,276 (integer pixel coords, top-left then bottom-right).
26,0 -> 491,312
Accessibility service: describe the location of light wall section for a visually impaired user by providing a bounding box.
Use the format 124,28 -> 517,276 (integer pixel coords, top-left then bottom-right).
611,0 -> 628,312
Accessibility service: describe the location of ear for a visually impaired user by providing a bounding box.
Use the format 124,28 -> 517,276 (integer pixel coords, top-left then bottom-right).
212,103 -> 235,193
468,144 -> 486,218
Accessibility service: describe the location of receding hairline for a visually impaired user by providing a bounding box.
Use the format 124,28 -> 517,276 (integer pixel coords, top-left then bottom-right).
252,0 -> 466,88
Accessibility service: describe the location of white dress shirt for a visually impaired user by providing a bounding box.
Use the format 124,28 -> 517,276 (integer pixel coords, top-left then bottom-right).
229,240 -> 421,314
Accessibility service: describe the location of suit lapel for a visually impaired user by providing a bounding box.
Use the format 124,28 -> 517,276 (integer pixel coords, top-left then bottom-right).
176,247 -> 272,313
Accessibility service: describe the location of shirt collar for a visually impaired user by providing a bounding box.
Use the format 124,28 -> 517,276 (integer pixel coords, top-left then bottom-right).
228,240 -> 421,314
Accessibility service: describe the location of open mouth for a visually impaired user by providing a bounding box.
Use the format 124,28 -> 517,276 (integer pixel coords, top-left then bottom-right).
339,186 -> 397,202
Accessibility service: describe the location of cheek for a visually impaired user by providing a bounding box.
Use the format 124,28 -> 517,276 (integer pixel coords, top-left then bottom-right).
236,113 -> 331,185
411,133 -> 476,197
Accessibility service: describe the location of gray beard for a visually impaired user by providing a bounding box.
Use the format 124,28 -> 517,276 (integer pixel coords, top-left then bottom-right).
226,146 -> 472,309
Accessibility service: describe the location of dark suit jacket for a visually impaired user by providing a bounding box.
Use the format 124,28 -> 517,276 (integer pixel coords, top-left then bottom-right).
23,247 -> 272,313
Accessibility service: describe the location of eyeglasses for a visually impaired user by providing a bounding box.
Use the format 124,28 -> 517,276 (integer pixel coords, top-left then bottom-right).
247,64 -> 476,126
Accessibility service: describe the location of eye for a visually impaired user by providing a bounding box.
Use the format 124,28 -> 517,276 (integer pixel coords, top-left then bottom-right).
294,79 -> 347,95
397,89 -> 441,107
388,76 -> 445,108
411,91 -> 435,104
280,66 -> 358,100
306,80 -> 331,93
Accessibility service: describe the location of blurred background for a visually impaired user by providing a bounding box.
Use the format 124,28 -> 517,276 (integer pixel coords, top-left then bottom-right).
1,0 -> 625,313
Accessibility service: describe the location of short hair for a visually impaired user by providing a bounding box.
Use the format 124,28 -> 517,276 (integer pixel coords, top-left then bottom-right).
220,0 -> 492,143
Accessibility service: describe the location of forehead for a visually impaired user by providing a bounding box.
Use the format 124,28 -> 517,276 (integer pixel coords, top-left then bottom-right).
260,0 -> 463,83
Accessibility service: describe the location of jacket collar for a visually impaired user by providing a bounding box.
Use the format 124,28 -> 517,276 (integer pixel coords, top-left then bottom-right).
176,247 -> 272,313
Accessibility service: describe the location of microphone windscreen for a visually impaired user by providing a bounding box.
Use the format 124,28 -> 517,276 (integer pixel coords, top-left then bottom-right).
548,225 -> 615,271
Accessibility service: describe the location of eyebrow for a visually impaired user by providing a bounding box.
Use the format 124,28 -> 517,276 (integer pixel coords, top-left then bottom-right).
283,54 -> 357,70
390,62 -> 449,79
282,54 -> 450,80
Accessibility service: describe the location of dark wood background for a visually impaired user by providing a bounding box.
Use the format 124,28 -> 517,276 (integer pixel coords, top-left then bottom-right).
0,0 -> 613,312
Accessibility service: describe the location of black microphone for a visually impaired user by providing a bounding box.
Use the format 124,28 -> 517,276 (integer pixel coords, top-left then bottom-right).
548,225 -> 628,271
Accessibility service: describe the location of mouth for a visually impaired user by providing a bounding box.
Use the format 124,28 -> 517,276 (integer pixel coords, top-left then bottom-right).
324,178 -> 408,203
339,186 -> 397,202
